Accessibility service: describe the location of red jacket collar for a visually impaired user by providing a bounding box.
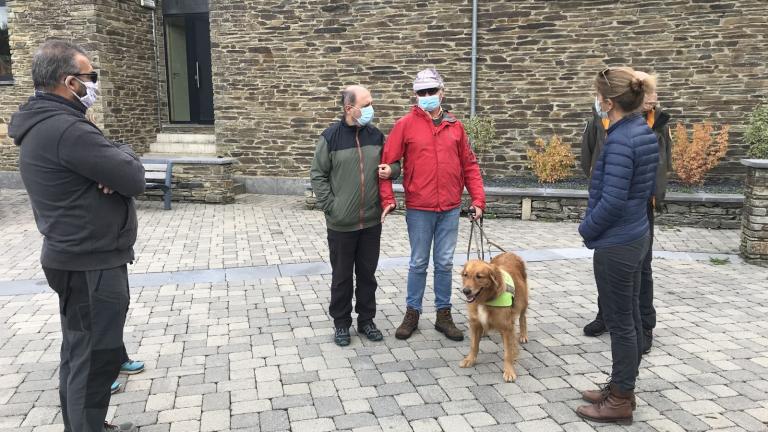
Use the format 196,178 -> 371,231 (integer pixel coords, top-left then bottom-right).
410,105 -> 458,124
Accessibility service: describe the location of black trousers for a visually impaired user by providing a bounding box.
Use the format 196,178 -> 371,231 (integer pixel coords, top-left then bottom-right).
328,224 -> 381,329
593,234 -> 650,392
596,201 -> 657,330
43,265 -> 130,432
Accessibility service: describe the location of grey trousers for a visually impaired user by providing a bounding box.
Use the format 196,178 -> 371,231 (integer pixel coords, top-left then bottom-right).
44,265 -> 130,432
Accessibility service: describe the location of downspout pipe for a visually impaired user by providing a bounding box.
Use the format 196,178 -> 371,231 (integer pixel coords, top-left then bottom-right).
150,7 -> 163,134
470,0 -> 478,117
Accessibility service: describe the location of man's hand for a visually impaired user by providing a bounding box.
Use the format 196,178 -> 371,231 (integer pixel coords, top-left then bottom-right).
378,164 -> 392,179
469,206 -> 483,221
381,204 -> 395,223
98,184 -> 115,195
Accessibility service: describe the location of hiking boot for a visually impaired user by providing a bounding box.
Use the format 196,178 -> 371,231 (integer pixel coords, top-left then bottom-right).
642,329 -> 653,354
395,308 -> 420,340
358,321 -> 383,342
334,327 -> 351,346
104,421 -> 137,432
435,308 -> 464,341
582,380 -> 637,410
583,315 -> 606,337
576,383 -> 634,425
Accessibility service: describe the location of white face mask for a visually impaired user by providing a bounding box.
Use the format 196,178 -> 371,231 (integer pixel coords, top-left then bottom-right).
69,77 -> 99,109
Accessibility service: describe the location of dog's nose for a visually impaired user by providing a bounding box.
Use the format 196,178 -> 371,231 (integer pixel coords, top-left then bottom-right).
462,287 -> 471,295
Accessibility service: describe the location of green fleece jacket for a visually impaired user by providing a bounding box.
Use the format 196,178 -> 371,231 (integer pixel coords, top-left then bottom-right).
310,118 -> 400,232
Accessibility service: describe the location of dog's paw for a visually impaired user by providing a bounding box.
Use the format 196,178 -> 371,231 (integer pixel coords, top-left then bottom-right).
503,367 -> 517,382
519,334 -> 529,344
459,357 -> 476,368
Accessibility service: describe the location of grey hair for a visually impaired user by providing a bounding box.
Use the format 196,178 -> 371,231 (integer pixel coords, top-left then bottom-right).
340,89 -> 356,112
31,39 -> 88,91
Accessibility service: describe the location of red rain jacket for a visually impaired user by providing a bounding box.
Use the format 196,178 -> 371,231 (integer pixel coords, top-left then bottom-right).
379,106 -> 485,212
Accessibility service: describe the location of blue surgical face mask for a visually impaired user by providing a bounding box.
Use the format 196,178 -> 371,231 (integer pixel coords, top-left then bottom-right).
595,96 -> 608,118
418,95 -> 441,112
356,105 -> 374,126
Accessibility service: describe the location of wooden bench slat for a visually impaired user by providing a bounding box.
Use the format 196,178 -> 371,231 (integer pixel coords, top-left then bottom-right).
143,164 -> 169,171
145,172 -> 168,180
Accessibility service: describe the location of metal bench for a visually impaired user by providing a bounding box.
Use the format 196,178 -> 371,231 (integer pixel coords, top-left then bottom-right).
142,160 -> 173,210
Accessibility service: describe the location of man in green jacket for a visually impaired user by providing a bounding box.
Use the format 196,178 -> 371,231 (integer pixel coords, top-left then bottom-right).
310,85 -> 400,346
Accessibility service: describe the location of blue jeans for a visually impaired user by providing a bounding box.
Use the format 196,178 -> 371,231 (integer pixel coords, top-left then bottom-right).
405,207 -> 460,312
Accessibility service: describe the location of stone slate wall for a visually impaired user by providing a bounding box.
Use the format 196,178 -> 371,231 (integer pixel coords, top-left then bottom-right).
0,0 -> 95,171
210,0 -> 768,180
141,162 -> 236,204
0,0 -> 158,171
91,0 -> 159,154
3,1 -> 767,182
305,190 -> 743,229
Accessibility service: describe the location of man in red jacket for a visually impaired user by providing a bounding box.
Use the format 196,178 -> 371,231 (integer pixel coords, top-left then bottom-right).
379,68 -> 486,341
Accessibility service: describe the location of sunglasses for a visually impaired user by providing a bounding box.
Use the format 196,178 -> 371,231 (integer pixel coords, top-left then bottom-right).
73,72 -> 98,84
600,68 -> 612,89
416,87 -> 440,97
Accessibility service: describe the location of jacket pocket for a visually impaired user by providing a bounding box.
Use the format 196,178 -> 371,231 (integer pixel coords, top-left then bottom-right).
116,197 -> 138,250
330,194 -> 358,227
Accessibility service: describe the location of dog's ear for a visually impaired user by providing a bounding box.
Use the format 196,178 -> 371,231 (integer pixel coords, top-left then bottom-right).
488,263 -> 501,289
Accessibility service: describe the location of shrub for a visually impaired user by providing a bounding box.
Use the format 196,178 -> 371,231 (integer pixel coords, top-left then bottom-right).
465,115 -> 496,174
465,116 -> 496,154
746,104 -> 768,159
527,135 -> 576,183
671,121 -> 730,186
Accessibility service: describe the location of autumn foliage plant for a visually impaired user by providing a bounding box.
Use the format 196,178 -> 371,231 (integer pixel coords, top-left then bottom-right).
527,135 -> 576,183
671,121 -> 729,186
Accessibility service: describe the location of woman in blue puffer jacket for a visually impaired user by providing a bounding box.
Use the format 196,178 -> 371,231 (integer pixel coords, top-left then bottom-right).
576,67 -> 659,425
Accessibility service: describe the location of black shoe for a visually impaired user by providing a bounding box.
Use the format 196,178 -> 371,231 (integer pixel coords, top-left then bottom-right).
104,421 -> 137,432
334,327 -> 351,346
642,329 -> 653,354
358,321 -> 383,341
584,317 -> 606,337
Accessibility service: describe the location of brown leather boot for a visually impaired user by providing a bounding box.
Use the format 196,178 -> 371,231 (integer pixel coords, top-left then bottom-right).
576,383 -> 634,425
395,308 -> 420,340
434,308 -> 464,341
582,381 -> 637,410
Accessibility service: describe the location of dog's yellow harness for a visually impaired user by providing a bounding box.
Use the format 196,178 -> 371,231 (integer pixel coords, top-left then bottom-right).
485,269 -> 515,307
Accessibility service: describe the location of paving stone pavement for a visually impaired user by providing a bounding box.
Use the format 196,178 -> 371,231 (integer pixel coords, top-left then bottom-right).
0,190 -> 742,282
1,190 -> 766,432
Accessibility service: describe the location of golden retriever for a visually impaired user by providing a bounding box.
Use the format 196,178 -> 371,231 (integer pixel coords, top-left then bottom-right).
459,252 -> 529,382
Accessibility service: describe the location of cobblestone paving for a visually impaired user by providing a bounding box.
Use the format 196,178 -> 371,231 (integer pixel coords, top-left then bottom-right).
0,190 -> 741,282
0,190 -> 765,432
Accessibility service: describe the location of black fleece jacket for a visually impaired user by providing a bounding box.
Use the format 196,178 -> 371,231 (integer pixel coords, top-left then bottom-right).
9,92 -> 145,271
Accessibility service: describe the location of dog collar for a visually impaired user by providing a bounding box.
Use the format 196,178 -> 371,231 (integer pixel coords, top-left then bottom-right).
485,269 -> 515,307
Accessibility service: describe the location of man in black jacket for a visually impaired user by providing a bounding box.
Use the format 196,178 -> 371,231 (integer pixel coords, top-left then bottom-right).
580,71 -> 673,354
9,40 -> 145,432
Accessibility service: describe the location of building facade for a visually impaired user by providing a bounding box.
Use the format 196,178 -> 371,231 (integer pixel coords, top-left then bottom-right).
1,0 -> 767,197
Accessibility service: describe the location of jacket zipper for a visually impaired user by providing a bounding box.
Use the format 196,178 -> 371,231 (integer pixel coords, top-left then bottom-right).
355,129 -> 365,230
433,121 -> 440,211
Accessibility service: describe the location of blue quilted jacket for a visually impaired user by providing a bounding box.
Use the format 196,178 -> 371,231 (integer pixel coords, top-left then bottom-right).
579,112 -> 659,249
